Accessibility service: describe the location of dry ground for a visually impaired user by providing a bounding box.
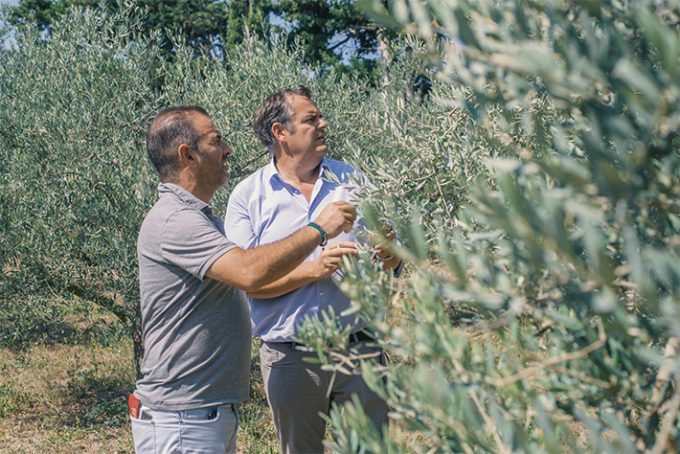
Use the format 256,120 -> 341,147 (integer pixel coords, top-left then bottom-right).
0,340 -> 279,453
0,337 -> 422,453
0,304 -> 596,453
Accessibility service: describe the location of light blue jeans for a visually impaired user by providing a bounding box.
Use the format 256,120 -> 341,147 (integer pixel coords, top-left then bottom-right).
130,403 -> 238,454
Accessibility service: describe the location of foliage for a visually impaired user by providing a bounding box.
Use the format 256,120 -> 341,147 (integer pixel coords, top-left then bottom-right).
273,0 -> 390,77
0,4 -> 471,376
275,0 -> 372,59
225,0 -> 271,55
4,0 -> 388,72
4,0 -> 233,57
0,7 -> 160,372
294,0 -> 680,452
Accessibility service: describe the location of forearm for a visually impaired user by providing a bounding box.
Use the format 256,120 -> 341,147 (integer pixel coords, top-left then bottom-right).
207,226 -> 321,292
210,200 -> 356,291
238,226 -> 321,290
246,262 -> 319,299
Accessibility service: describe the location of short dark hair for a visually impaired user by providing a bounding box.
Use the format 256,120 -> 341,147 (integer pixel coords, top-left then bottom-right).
253,86 -> 313,152
146,106 -> 209,181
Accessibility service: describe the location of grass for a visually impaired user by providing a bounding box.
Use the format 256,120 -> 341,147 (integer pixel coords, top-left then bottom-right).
0,337 -> 283,454
0,294 -> 518,453
0,343 -> 134,453
2,294 -> 588,453
0,314 -> 424,453
0,292 -> 285,453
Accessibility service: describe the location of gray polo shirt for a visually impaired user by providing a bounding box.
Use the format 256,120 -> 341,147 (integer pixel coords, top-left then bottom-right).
135,183 -> 250,411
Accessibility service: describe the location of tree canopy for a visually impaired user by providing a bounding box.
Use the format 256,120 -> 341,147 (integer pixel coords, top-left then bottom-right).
274,0 -> 387,76
6,0 -> 232,56
4,0 -> 387,73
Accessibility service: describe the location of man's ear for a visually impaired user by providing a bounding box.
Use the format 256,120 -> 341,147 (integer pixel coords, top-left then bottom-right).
271,122 -> 287,143
177,143 -> 196,165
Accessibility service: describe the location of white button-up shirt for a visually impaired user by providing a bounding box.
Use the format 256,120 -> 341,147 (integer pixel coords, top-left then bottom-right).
225,158 -> 364,342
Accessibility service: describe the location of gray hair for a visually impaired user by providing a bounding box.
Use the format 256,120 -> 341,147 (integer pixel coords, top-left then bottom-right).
253,86 -> 312,152
146,106 -> 209,181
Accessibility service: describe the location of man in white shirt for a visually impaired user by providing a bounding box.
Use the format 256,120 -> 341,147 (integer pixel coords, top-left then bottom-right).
225,87 -> 401,453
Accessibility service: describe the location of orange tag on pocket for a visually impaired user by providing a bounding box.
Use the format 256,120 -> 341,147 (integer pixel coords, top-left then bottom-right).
128,394 -> 141,419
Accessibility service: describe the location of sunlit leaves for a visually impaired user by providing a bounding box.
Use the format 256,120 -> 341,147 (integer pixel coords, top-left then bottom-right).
309,0 -> 680,452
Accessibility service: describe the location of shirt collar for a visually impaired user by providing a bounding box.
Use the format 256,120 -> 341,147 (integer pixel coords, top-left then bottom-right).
158,182 -> 210,213
266,158 -> 336,185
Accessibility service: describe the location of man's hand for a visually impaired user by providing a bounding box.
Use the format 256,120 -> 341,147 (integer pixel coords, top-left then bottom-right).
242,241 -> 359,299
313,201 -> 357,239
374,229 -> 401,270
312,242 -> 358,279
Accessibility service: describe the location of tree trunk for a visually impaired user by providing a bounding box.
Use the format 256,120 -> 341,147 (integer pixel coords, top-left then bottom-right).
131,318 -> 144,380
377,29 -> 391,86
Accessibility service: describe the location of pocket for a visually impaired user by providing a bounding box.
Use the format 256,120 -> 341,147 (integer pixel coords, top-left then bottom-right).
180,405 -> 238,453
131,405 -> 155,425
130,415 -> 155,453
182,406 -> 221,424
260,342 -> 284,366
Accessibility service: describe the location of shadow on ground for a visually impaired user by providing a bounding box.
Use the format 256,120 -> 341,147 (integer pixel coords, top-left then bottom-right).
57,368 -> 131,428
0,307 -> 126,352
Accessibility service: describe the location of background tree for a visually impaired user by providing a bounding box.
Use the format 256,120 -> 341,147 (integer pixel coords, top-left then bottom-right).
5,0 -> 390,73
225,0 -> 271,54
5,0 -> 231,56
273,0 -> 391,78
0,7 -> 160,374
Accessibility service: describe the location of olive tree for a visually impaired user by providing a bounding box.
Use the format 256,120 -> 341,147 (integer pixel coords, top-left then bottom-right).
296,1 -> 680,452
0,8 -> 162,368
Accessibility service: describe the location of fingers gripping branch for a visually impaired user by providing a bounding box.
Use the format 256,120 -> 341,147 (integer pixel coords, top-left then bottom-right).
312,201 -> 357,242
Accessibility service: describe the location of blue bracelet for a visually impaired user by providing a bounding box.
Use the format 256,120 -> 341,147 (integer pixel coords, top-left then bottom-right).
307,222 -> 327,246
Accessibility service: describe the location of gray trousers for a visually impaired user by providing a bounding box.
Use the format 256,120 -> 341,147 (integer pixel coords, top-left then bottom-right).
260,341 -> 387,454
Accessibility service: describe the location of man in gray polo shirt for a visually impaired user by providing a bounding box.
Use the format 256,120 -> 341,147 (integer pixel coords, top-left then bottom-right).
130,106 -> 357,454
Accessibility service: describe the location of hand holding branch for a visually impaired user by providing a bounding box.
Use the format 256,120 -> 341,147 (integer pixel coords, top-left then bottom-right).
313,242 -> 358,279
373,229 -> 401,271
313,201 -> 357,239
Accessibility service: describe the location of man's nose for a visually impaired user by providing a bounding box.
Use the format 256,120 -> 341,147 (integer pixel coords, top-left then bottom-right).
223,144 -> 233,157
318,118 -> 328,129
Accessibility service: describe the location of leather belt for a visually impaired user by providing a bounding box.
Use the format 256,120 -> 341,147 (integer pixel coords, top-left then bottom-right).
267,331 -> 376,348
348,330 -> 375,343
